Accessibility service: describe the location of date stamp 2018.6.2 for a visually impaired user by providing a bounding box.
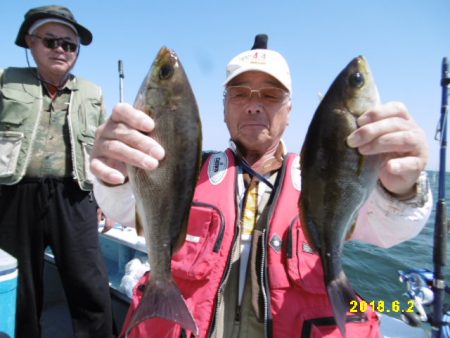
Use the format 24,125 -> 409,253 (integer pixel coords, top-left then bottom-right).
349,300 -> 415,314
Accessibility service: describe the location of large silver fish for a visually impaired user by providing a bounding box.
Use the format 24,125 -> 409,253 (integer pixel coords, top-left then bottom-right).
125,47 -> 202,336
299,56 -> 381,337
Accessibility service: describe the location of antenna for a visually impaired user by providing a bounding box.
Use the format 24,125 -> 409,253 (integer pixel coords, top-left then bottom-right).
118,60 -> 124,102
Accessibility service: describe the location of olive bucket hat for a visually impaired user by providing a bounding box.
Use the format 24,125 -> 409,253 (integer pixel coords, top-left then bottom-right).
15,5 -> 92,47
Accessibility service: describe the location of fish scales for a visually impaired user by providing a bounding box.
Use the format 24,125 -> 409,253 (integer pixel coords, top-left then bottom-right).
125,47 -> 201,337
299,56 -> 381,337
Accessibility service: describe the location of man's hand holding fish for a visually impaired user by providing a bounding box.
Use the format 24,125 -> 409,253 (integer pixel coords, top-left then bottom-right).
91,102 -> 165,185
347,101 -> 428,199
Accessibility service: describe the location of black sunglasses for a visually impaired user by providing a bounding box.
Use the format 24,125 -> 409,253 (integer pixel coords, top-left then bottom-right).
30,35 -> 78,53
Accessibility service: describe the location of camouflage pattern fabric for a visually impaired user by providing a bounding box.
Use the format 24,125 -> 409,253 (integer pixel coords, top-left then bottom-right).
25,87 -> 72,177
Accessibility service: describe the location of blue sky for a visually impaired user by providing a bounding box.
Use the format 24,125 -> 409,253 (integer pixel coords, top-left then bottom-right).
2,1 -> 450,170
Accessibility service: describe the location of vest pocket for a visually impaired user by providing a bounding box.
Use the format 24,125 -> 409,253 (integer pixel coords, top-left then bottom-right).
1,87 -> 34,126
172,202 -> 225,280
300,313 -> 380,338
0,131 -> 23,177
285,218 -> 327,294
77,98 -> 101,138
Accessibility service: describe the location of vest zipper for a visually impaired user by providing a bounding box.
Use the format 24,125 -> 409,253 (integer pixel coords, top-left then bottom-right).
66,91 -> 79,185
209,225 -> 240,337
261,228 -> 271,338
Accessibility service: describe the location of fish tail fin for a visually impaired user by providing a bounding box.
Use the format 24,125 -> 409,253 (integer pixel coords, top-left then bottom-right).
327,271 -> 357,338
125,278 -> 199,337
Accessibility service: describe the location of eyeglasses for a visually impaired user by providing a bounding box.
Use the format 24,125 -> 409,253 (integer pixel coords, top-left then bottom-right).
225,86 -> 289,104
30,35 -> 78,53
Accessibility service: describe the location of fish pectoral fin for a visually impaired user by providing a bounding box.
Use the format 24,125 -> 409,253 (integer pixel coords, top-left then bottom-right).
125,279 -> 199,336
327,271 -> 357,338
135,210 -> 144,237
345,221 -> 357,241
356,154 -> 365,177
298,202 -> 320,251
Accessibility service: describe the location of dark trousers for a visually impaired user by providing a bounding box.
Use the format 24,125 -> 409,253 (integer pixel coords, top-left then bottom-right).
0,178 -> 113,338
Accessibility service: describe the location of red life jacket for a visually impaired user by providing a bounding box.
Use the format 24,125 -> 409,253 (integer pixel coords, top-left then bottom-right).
121,149 -> 381,338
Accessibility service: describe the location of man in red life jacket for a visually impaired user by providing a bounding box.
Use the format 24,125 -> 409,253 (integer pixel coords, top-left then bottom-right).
90,35 -> 432,337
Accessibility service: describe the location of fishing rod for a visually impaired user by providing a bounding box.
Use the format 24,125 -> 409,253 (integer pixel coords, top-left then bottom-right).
118,59 -> 124,103
398,57 -> 450,337
432,56 -> 450,337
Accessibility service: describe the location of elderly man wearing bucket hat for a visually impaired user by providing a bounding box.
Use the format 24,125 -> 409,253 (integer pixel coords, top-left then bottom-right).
90,35 -> 432,337
0,5 -> 114,338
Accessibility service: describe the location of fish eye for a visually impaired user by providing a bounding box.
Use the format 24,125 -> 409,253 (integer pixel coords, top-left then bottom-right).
348,72 -> 365,88
159,64 -> 174,80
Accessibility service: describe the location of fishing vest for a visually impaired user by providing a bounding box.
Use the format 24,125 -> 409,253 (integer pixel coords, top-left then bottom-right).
0,67 -> 105,191
121,149 -> 381,338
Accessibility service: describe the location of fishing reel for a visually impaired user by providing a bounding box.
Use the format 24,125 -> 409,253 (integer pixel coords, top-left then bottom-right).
398,268 -> 450,336
398,268 -> 435,325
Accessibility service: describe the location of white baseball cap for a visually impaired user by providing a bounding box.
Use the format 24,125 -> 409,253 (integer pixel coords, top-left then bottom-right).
224,35 -> 292,93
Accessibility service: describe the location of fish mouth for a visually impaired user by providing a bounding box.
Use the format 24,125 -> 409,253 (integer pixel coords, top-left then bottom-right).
157,47 -> 179,69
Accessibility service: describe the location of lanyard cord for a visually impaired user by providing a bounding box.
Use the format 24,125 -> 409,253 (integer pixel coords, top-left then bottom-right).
234,154 -> 274,190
